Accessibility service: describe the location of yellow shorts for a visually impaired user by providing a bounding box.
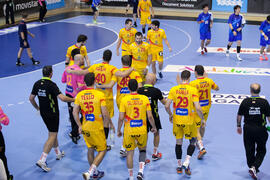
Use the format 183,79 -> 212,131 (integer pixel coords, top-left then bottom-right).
82,129 -> 107,152
173,123 -> 197,140
140,13 -> 151,25
123,133 -> 148,151
194,110 -> 210,128
152,50 -> 164,62
106,99 -> 114,118
121,50 -> 130,56
116,94 -> 126,110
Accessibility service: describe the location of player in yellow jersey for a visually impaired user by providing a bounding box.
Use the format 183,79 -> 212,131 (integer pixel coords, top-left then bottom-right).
137,0 -> 154,37
117,79 -> 157,180
189,65 -> 219,159
73,73 -> 111,180
65,34 -> 90,68
165,70 -> 205,176
147,20 -> 172,79
128,32 -> 152,83
117,19 -> 138,56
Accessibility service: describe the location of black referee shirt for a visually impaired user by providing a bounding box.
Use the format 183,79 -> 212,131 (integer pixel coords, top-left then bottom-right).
31,77 -> 61,116
238,96 -> 270,127
138,84 -> 164,120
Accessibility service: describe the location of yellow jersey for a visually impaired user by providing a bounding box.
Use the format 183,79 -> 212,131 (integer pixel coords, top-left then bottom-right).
74,88 -> 106,132
119,28 -> 137,51
138,0 -> 152,14
88,62 -> 118,101
147,28 -> 167,50
120,93 -> 151,135
66,44 -> 88,67
190,77 -> 218,110
116,67 -> 142,108
128,42 -> 151,70
168,84 -> 199,125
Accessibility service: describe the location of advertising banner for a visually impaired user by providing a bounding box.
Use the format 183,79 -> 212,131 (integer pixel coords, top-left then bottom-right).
46,0 -> 65,10
1,0 -> 39,17
152,0 -> 211,9
212,0 -> 248,13
248,0 -> 270,14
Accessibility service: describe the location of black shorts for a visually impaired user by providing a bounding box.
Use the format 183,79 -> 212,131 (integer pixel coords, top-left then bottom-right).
91,6 -> 98,12
19,39 -> 30,48
128,0 -> 138,14
41,113 -> 59,132
147,117 -> 162,133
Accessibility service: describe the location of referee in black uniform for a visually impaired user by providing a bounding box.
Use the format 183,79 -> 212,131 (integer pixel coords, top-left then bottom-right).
125,0 -> 139,27
29,66 -> 74,172
138,73 -> 166,161
237,83 -> 270,180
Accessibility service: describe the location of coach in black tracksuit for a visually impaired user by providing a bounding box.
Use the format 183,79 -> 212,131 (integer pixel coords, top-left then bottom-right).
5,0 -> 14,24
237,83 -> 270,180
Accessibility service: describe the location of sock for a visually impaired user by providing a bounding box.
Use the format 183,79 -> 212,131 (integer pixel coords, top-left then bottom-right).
187,144 -> 195,156
31,57 -> 35,62
40,152 -> 48,163
104,127 -> 109,139
128,169 -> 133,178
153,146 -> 158,155
54,146 -> 61,155
139,150 -> 146,162
183,155 -> 191,166
17,58 -> 21,62
134,21 -> 137,25
260,53 -> 263,56
177,159 -> 182,167
197,140 -> 204,151
139,162 -> 145,173
227,45 -> 231,50
88,164 -> 97,176
142,27 -> 145,34
237,46 -> 241,53
175,144 -> 182,160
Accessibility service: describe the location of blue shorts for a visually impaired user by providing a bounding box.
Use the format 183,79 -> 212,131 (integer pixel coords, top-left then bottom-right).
19,39 -> 30,48
200,31 -> 211,40
260,36 -> 270,47
229,31 -> 242,42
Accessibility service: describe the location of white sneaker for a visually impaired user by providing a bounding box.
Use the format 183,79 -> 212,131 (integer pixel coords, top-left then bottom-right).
36,160 -> 51,172
56,151 -> 65,160
237,54 -> 242,61
249,166 -> 257,180
82,171 -> 90,180
226,50 -> 229,57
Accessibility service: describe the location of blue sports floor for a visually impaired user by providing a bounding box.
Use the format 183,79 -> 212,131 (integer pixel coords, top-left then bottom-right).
0,15 -> 270,180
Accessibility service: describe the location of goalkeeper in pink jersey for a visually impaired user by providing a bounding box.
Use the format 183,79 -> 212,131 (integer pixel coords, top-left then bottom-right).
62,54 -> 86,144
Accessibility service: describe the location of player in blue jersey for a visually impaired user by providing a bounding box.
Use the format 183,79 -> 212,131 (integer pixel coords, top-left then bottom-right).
92,0 -> 102,24
197,4 -> 213,55
226,5 -> 246,61
259,15 -> 270,61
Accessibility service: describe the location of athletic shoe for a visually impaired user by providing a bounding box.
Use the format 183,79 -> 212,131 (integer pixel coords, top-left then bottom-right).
176,167 -> 183,174
152,152 -> 162,161
56,151 -> 65,160
264,54 -> 268,61
69,133 -> 78,144
226,50 -> 229,57
182,165 -> 191,176
197,148 -> 207,160
33,60 -> 40,65
201,50 -> 204,55
82,171 -> 90,180
249,166 -> 257,180
259,56 -> 264,61
16,61 -> 24,66
107,145 -> 112,151
120,149 -> 127,158
93,20 -> 97,24
137,172 -> 143,180
8,175 -> 13,180
158,72 -> 163,79
236,54 -> 242,61
204,47 -> 208,53
36,160 -> 51,172
92,170 -> 105,179
145,159 -> 150,164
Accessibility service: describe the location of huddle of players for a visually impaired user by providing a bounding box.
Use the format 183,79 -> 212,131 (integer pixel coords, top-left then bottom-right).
198,4 -> 270,61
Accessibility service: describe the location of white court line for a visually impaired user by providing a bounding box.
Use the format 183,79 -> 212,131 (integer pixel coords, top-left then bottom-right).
0,21 -> 119,80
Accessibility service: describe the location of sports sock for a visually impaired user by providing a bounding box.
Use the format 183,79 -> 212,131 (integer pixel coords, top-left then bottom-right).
237,46 -> 241,53
54,146 -> 61,155
177,159 -> 182,167
88,164 -> 97,176
227,45 -> 231,50
153,146 -> 158,155
104,127 -> 109,139
142,27 -> 145,34
175,144 -> 182,160
128,169 -> 133,179
197,140 -> 204,151
40,152 -> 48,163
17,58 -> 21,62
139,162 -> 145,173
187,144 -> 195,156
183,155 -> 191,166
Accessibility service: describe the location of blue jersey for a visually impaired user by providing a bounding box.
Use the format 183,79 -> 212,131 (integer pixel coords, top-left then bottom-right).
92,0 -> 101,7
259,20 -> 270,37
228,13 -> 246,31
18,20 -> 27,40
197,12 -> 213,34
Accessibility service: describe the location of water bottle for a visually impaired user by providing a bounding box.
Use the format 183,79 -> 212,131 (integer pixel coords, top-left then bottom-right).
267,126 -> 270,132
110,129 -> 115,147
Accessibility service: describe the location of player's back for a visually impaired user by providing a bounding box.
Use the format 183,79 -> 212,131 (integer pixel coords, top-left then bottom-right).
120,93 -> 150,135
75,88 -> 105,132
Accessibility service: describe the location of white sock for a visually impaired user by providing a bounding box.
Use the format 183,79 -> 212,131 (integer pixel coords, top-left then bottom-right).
128,169 -> 133,178
197,140 -> 204,151
139,162 -> 145,173
183,155 -> 191,167
54,146 -> 61,155
153,147 -> 158,155
40,152 -> 48,163
121,146 -> 126,151
88,164 -> 97,176
237,53 -> 240,56
177,159 -> 182,167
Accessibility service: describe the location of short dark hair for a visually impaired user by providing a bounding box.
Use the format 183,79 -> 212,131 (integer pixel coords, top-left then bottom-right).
121,55 -> 132,67
125,18 -> 132,25
181,70 -> 191,80
103,50 -> 112,62
84,73 -> 95,86
71,48 -> 81,59
195,65 -> 205,76
151,20 -> 160,28
77,34 -> 88,43
22,13 -> 28,19
234,5 -> 241,12
42,65 -> 52,77
135,32 -> 143,37
267,15 -> 270,22
128,79 -> 138,91
250,84 -> 261,94
202,4 -> 208,9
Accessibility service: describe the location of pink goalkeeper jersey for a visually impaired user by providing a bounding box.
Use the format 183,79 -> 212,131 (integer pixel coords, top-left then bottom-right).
62,64 -> 86,97
0,106 -> 9,131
